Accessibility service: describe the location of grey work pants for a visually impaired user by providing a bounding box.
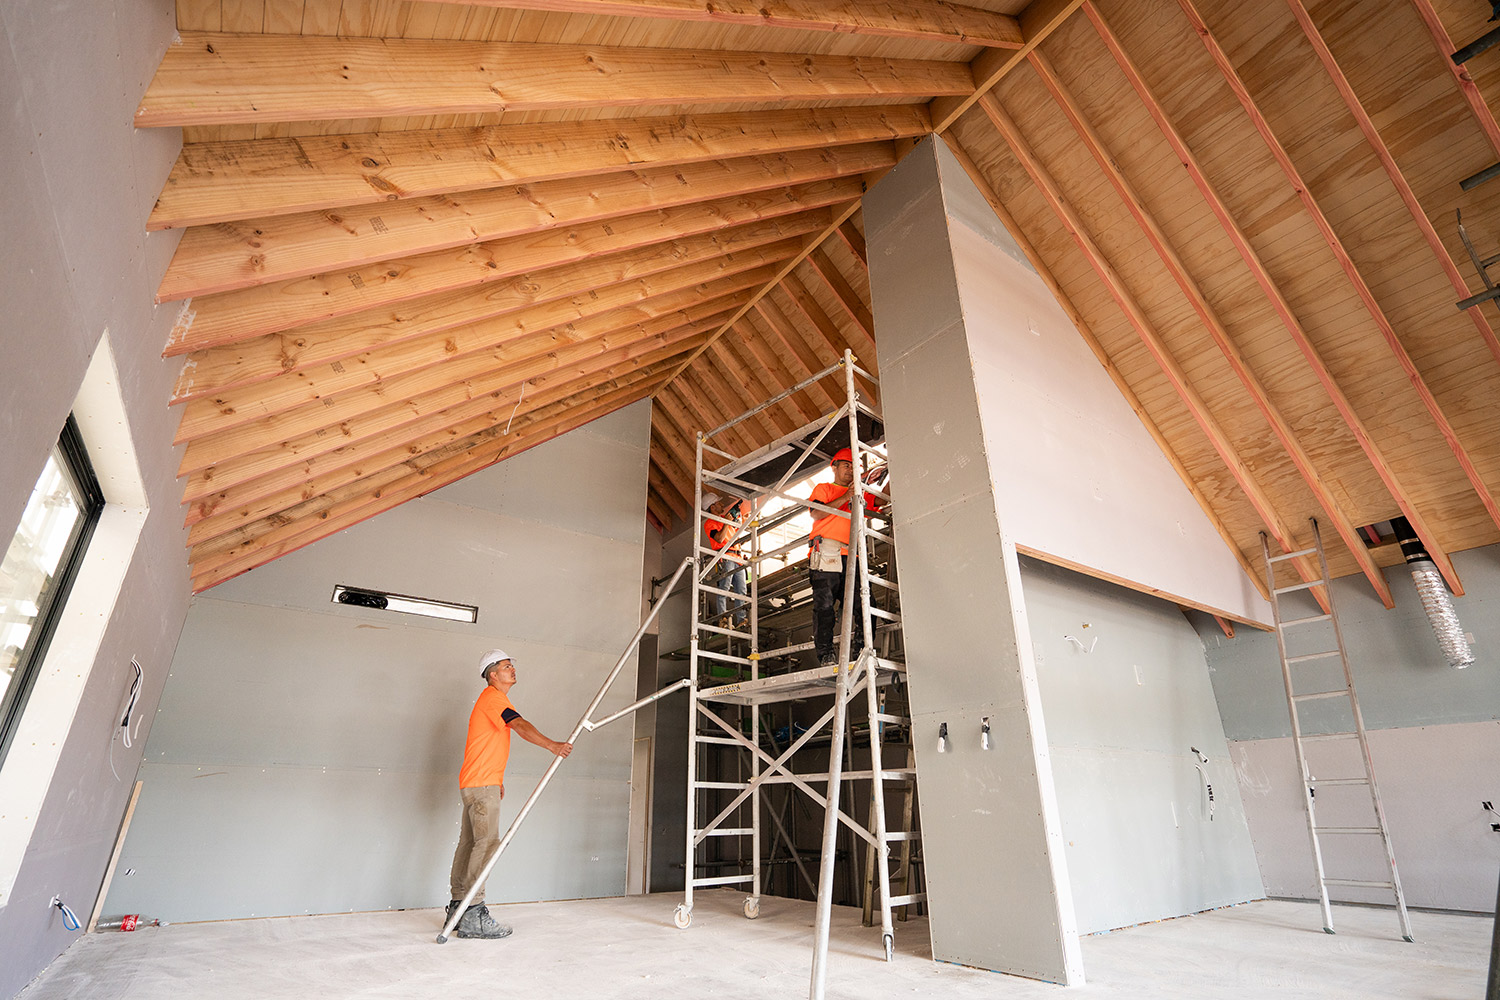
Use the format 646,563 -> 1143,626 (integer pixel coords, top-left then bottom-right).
449,784 -> 503,901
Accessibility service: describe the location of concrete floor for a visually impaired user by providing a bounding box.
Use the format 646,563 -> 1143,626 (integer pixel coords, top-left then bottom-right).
18,891 -> 1492,999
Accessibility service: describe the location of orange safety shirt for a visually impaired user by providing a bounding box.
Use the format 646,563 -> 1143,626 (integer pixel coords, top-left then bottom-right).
704,508 -> 746,552
809,482 -> 853,553
458,686 -> 518,788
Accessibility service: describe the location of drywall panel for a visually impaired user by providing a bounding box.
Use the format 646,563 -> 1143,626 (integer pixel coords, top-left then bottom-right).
0,0 -> 193,993
105,403 -> 653,922
1022,558 -> 1262,934
944,148 -> 1268,626
1231,722 -> 1500,912
867,137 -> 1083,985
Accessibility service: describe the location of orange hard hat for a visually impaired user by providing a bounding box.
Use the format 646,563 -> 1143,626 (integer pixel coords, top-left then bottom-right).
830,447 -> 853,464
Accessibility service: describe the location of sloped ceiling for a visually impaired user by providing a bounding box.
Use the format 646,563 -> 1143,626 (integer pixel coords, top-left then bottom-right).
137,0 -> 1500,608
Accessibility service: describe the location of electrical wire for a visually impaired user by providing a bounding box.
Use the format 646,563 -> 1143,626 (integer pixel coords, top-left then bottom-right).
53,898 -> 81,931
110,658 -> 145,781
1190,747 -> 1215,821
504,381 -> 527,434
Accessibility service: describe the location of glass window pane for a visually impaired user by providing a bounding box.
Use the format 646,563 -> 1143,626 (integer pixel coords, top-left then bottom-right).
0,448 -> 86,704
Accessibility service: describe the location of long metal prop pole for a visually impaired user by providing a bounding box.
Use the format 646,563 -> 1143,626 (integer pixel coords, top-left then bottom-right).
436,555 -> 693,943
810,351 -> 862,1000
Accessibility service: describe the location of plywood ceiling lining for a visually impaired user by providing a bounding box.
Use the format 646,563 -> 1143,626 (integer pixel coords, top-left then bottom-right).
140,0 -> 1500,603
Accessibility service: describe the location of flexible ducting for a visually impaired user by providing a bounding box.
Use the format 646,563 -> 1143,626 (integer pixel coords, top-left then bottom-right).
1391,518 -> 1474,669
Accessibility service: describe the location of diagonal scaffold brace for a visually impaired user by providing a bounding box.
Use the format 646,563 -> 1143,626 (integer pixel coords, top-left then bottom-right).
436,554 -> 695,943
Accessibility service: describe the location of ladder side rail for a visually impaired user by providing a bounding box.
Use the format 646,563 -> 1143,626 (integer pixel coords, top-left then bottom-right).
1309,519 -> 1414,942
681,434 -> 708,928
1262,530 -> 1336,934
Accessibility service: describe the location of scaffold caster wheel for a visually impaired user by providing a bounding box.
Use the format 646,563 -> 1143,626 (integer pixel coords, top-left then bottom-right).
673,904 -> 693,929
883,933 -> 894,962
743,896 -> 760,919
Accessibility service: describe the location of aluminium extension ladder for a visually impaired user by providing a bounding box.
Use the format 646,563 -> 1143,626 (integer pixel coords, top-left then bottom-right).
1260,517 -> 1412,941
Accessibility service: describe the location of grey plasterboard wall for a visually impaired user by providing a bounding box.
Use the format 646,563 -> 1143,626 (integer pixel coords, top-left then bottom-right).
104,402 -> 654,923
1195,544 -> 1500,910
1021,557 -> 1263,934
0,0 -> 194,995
646,517 -> 695,894
867,136 -> 1083,984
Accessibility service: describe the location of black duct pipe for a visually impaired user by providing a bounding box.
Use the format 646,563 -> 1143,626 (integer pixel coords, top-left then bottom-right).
1391,518 -> 1474,668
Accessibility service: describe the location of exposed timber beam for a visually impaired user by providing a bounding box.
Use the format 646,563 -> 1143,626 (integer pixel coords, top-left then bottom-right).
149,105 -> 931,231
176,270 -> 770,470
187,332 -> 712,545
940,131 -> 1268,600
173,227 -> 810,401
1175,0 -> 1500,538
705,338 -> 800,436
929,0 -> 1084,133
171,171 -> 869,351
418,0 -> 1025,47
160,142 -> 895,301
137,33 -> 974,127
192,369 -> 677,591
730,319 -> 825,422
777,275 -> 879,401
1026,49 -> 1393,607
752,295 -> 845,411
981,93 -> 1331,607
1084,0 -> 1462,595
1286,0 -> 1500,369
836,218 -> 868,267
1406,0 -> 1500,163
803,246 -> 875,349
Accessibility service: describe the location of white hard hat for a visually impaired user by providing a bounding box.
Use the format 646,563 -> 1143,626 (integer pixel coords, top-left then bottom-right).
479,649 -> 512,679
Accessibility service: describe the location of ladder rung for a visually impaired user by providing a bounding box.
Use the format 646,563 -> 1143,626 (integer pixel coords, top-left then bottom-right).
864,529 -> 894,545
1275,580 -> 1326,594
693,874 -> 753,887
881,768 -> 917,781
887,893 -> 927,907
867,607 -> 902,622
1308,777 -> 1369,787
694,780 -> 751,789
1292,690 -> 1349,702
1286,650 -> 1341,664
1313,826 -> 1383,835
1282,614 -> 1333,627
702,828 -> 753,837
867,574 -> 899,591
1269,547 -> 1317,563
1301,732 -> 1360,743
695,735 -> 742,745
885,831 -> 921,842
873,713 -> 910,725
1322,878 -> 1395,889
697,621 -> 752,639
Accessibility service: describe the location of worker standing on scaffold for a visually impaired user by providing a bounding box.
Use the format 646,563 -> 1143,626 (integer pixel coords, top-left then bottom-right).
807,448 -> 877,667
704,494 -> 749,629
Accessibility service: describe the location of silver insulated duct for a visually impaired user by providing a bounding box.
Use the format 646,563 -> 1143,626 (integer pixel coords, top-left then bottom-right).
1392,518 -> 1474,669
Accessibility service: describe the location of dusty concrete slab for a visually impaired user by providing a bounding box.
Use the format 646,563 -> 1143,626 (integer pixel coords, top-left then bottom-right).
18,891 -> 1491,999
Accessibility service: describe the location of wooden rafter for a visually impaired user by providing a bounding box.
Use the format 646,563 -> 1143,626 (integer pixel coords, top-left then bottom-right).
1082,0 -> 1463,595
837,218 -> 868,266
730,319 -> 825,423
940,131 -> 1269,600
1285,0 -> 1500,369
174,227 -> 811,401
1025,48 -> 1394,608
752,294 -> 845,411
149,105 -> 930,230
417,0 -> 1026,47
159,142 -> 895,300
804,246 -> 876,351
1406,0 -> 1500,163
170,173 -> 869,351
776,274 -> 878,400
137,33 -> 974,127
980,92 -> 1332,607
1175,0 -> 1500,537
929,0 -> 1085,133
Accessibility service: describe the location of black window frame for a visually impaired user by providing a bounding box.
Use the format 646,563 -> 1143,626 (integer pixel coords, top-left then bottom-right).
0,415 -> 105,768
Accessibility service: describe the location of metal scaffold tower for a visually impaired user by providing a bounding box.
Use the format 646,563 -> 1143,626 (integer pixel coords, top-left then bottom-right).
675,350 -> 924,1000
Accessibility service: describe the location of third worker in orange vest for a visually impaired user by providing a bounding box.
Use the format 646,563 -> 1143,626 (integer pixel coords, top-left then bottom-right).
807,447 -> 873,667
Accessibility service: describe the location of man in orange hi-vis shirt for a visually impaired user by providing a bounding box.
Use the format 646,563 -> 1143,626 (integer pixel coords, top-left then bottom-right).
445,649 -> 572,939
807,447 -> 879,667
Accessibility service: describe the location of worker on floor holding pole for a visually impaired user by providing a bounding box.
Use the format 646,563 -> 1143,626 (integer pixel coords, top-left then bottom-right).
444,649 -> 572,939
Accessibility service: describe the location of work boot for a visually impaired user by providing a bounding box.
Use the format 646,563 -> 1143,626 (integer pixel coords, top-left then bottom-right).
455,904 -> 513,940
442,900 -> 462,927
818,652 -> 837,667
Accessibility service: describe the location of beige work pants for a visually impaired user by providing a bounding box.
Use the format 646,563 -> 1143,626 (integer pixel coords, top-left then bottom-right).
449,784 -> 503,901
